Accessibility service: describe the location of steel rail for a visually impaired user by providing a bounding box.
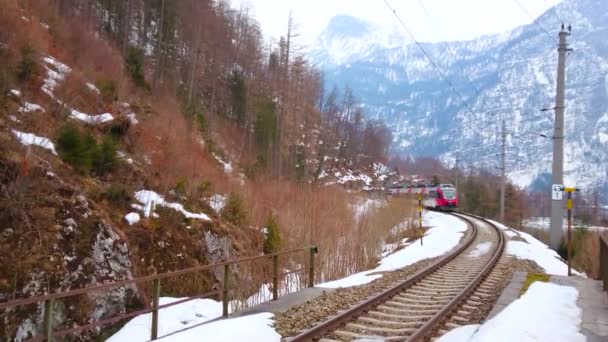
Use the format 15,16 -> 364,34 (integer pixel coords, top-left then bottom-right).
288,212 -> 479,342
407,212 -> 505,341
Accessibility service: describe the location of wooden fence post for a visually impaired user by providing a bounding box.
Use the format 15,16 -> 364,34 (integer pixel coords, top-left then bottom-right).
43,299 -> 54,342
272,254 -> 279,300
222,264 -> 230,317
151,279 -> 161,340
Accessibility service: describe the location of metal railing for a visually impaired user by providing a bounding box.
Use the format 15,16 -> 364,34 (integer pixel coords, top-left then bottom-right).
0,246 -> 318,341
601,235 -> 608,293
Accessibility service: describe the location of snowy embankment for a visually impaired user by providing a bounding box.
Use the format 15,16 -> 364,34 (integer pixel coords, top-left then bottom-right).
109,211 -> 465,341
318,211 -> 467,288
491,220 -> 583,276
438,282 -> 585,342
107,298 -> 224,342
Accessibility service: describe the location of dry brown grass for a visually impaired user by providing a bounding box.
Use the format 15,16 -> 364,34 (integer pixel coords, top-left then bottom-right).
240,180 -> 417,282
133,94 -> 229,193
572,229 -> 601,279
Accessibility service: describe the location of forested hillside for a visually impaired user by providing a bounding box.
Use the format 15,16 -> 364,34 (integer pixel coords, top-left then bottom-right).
0,1 -> 406,340
49,0 -> 392,180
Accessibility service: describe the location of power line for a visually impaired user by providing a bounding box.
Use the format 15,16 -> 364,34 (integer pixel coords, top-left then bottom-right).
413,0 -> 486,102
381,0 -> 484,136
510,0 -> 557,43
543,0 -> 566,25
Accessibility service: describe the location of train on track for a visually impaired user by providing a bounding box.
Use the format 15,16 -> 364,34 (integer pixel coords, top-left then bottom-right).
388,183 -> 459,209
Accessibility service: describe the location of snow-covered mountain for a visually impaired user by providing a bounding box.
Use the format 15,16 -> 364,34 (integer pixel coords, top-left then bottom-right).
312,0 -> 608,193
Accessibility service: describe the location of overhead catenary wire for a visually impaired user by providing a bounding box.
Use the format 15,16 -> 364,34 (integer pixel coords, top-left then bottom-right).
509,0 -> 557,44
413,0 -> 486,99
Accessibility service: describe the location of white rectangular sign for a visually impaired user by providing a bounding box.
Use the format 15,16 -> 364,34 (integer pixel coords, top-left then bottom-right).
552,184 -> 563,200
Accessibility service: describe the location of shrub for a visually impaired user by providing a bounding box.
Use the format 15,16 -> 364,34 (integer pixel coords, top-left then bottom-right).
92,136 -> 117,176
197,180 -> 212,195
221,192 -> 247,227
102,183 -> 131,206
98,79 -> 118,103
263,214 -> 281,254
56,125 -> 94,173
56,126 -> 117,176
125,47 -> 146,88
175,178 -> 187,197
16,45 -> 38,82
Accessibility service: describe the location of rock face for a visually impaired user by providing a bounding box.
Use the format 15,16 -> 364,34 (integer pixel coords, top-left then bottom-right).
313,0 -> 608,194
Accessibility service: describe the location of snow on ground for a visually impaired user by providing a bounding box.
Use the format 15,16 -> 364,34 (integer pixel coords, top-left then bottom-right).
9,89 -> 21,97
116,151 -> 134,164
209,194 -> 226,214
69,108 -> 114,124
86,82 -> 100,94
12,130 -> 57,155
491,220 -> 583,276
124,213 -> 140,225
158,312 -> 279,342
437,282 -> 584,342
18,102 -> 45,113
335,170 -> 372,186
318,211 -> 467,288
107,298 -> 223,342
467,242 -> 492,258
133,190 -> 211,221
213,153 -> 233,174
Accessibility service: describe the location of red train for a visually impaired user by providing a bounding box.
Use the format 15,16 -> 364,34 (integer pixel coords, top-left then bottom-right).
388,183 -> 458,209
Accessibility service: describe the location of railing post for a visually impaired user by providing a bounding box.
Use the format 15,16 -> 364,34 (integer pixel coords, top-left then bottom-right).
43,299 -> 54,342
151,278 -> 161,340
308,246 -> 317,288
222,263 -> 230,317
272,254 -> 279,301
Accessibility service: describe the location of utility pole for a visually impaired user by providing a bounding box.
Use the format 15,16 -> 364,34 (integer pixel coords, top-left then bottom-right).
549,26 -> 571,251
500,120 -> 506,224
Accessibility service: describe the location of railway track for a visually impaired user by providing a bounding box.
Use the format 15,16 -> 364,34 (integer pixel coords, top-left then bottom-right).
288,212 -> 505,342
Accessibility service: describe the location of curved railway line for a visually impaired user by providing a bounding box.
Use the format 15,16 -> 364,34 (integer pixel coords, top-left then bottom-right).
288,212 -> 505,342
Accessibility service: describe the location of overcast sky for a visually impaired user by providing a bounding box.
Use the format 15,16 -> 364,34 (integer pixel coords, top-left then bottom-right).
230,0 -> 564,47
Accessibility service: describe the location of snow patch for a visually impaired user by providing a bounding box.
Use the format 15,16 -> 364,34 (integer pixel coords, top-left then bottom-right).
86,82 -> 100,94
491,220 -> 583,276
213,153 -> 233,174
467,241 -> 492,258
124,213 -> 140,225
209,194 -> 226,214
70,108 -> 114,124
157,312 -> 279,342
9,89 -> 21,97
133,190 -> 211,221
438,282 -> 584,342
18,102 -> 45,113
12,130 -> 57,155
108,298 -> 224,342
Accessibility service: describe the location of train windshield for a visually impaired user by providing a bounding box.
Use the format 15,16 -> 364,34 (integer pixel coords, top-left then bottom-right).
443,189 -> 456,199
